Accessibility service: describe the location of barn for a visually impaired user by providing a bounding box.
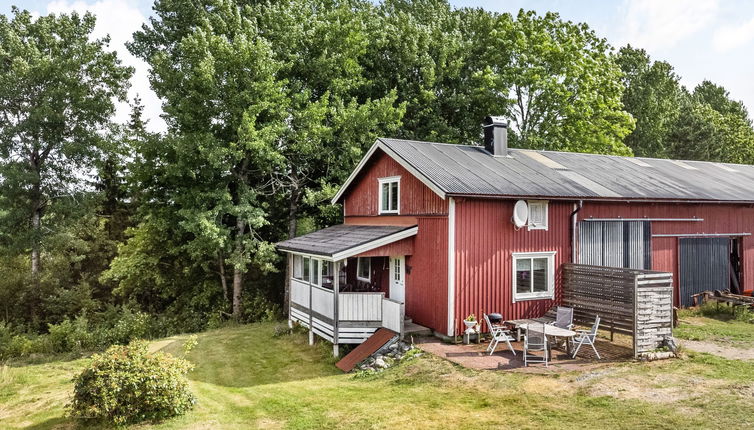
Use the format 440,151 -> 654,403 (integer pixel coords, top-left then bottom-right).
277,117 -> 754,353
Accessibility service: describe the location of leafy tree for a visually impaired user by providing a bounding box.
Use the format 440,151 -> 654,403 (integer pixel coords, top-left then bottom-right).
0,8 -> 132,280
667,84 -> 754,164
616,45 -> 682,158
475,10 -> 634,154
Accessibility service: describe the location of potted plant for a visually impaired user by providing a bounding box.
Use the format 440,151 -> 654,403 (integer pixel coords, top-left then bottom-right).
463,314 -> 477,330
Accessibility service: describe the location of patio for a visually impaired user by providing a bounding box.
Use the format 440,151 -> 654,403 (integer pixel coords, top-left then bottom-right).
416,331 -> 633,373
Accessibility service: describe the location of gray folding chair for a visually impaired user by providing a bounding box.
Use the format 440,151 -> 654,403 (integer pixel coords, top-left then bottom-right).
571,315 -> 601,359
523,322 -> 549,366
551,306 -> 574,330
484,313 -> 516,356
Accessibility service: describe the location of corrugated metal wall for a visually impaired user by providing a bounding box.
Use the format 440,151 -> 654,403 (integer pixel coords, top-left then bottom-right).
453,199 -> 571,336
343,150 -> 448,217
679,238 -> 730,307
579,221 -> 651,269
580,202 -> 754,301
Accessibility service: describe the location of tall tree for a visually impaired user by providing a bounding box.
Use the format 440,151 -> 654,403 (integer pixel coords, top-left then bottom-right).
124,0 -> 402,318
474,10 -> 634,154
616,45 -> 682,158
0,8 -> 132,280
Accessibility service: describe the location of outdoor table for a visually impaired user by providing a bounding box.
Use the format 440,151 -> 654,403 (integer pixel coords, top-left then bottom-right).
505,319 -> 578,355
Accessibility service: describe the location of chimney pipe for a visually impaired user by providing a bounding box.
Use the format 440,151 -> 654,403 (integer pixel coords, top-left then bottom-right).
483,116 -> 508,157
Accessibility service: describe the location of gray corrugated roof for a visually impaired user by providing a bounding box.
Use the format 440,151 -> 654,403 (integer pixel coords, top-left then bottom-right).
276,224 -> 415,258
378,138 -> 754,202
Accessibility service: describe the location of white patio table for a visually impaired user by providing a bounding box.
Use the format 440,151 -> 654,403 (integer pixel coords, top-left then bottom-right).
505,319 -> 578,355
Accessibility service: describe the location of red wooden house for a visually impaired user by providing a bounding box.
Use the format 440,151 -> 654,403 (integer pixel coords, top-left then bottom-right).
277,117 -> 754,354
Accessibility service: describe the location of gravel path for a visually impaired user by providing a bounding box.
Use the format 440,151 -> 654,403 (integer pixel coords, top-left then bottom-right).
679,339 -> 754,360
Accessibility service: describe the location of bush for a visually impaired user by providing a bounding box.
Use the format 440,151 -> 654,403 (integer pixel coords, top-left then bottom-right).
47,316 -> 95,353
69,340 -> 195,425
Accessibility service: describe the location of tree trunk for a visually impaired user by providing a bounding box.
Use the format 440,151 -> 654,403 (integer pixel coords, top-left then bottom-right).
283,184 -> 300,318
30,180 -> 42,281
232,218 -> 247,319
218,253 -> 229,303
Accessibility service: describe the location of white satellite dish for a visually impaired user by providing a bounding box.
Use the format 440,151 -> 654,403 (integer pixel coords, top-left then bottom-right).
512,200 -> 529,228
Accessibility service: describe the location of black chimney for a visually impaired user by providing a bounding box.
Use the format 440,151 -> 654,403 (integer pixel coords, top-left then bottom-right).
483,116 -> 508,157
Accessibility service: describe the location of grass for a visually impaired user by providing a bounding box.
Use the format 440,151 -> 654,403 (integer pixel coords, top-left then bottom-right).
0,320 -> 753,429
675,302 -> 754,348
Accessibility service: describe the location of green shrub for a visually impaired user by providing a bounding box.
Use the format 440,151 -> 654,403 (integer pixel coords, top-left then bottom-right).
69,340 -> 195,425
98,306 -> 151,346
47,316 -> 95,353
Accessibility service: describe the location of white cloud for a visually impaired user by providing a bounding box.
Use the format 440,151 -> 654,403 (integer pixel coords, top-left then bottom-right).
46,1 -> 166,133
618,0 -> 719,51
713,16 -> 754,52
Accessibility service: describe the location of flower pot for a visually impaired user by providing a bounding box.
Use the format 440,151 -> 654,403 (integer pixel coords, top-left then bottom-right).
463,320 -> 477,330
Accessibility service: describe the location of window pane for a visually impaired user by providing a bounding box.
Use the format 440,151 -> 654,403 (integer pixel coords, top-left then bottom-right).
293,255 -> 302,280
381,183 -> 390,211
311,259 -> 320,285
358,257 -> 370,280
515,258 -> 531,294
303,257 -> 310,282
391,182 -> 399,211
532,258 -> 548,292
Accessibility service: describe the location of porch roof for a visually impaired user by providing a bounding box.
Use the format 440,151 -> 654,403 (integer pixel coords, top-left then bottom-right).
276,224 -> 418,261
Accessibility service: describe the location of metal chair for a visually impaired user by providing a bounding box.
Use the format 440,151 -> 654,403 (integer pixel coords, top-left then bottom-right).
483,313 -> 516,356
571,315 -> 601,359
524,322 -> 549,366
551,306 -> 574,330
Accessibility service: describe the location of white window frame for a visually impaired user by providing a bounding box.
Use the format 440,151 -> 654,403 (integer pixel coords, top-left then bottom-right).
378,176 -> 401,215
512,251 -> 556,302
292,254 -> 303,280
527,200 -> 549,231
356,257 -> 371,282
311,258 -> 321,287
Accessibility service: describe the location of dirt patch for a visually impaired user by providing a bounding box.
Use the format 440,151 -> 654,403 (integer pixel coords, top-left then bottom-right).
680,339 -> 754,360
579,371 -> 722,404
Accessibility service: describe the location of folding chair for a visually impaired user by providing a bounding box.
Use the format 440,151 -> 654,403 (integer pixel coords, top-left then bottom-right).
524,322 -> 549,367
571,315 -> 601,359
483,313 -> 516,356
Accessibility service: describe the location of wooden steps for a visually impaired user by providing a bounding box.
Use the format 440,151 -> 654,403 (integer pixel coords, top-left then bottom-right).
335,328 -> 397,372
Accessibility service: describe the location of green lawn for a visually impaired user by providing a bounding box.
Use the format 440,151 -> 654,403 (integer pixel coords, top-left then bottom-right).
1,321 -> 753,429
675,304 -> 754,348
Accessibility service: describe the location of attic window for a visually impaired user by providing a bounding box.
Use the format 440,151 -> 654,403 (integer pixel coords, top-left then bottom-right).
379,176 -> 400,214
527,200 -> 548,230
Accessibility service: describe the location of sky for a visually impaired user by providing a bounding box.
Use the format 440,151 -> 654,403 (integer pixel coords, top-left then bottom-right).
3,0 -> 754,133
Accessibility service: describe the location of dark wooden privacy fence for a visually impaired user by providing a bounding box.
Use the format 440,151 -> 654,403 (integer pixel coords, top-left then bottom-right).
562,264 -> 674,357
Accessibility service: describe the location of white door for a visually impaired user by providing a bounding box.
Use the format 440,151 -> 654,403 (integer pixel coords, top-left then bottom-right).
389,256 -> 405,303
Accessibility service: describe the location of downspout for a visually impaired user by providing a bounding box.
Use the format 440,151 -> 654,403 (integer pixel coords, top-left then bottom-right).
571,200 -> 583,263
447,197 -> 456,338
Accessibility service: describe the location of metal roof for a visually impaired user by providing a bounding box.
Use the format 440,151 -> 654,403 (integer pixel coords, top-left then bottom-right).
276,224 -> 417,260
363,138 -> 754,202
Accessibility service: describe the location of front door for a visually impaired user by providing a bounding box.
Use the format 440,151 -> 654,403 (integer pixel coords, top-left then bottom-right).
389,256 -> 405,303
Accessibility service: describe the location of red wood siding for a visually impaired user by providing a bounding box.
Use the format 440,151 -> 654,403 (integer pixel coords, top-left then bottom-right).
453,199 -> 573,336
343,150 -> 448,217
356,237 -> 414,257
406,217 -> 449,333
579,202 -> 754,298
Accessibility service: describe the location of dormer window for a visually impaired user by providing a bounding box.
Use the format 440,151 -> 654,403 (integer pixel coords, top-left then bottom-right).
379,176 -> 400,214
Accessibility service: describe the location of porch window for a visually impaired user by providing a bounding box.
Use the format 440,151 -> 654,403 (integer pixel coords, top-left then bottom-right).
357,257 -> 371,281
378,177 -> 400,214
527,200 -> 548,230
512,251 -> 555,301
321,261 -> 334,288
303,256 -> 311,283
311,259 -> 320,286
293,255 -> 303,280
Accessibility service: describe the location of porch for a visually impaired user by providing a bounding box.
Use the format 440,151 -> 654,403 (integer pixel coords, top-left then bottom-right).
278,224 -> 424,356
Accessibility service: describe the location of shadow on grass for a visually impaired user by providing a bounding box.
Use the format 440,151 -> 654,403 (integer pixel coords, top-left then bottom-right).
23,416 -> 74,430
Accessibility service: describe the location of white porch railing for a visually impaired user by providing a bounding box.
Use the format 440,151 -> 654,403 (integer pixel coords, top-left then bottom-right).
289,279 -> 404,344
381,299 -> 404,334
338,292 -> 383,321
